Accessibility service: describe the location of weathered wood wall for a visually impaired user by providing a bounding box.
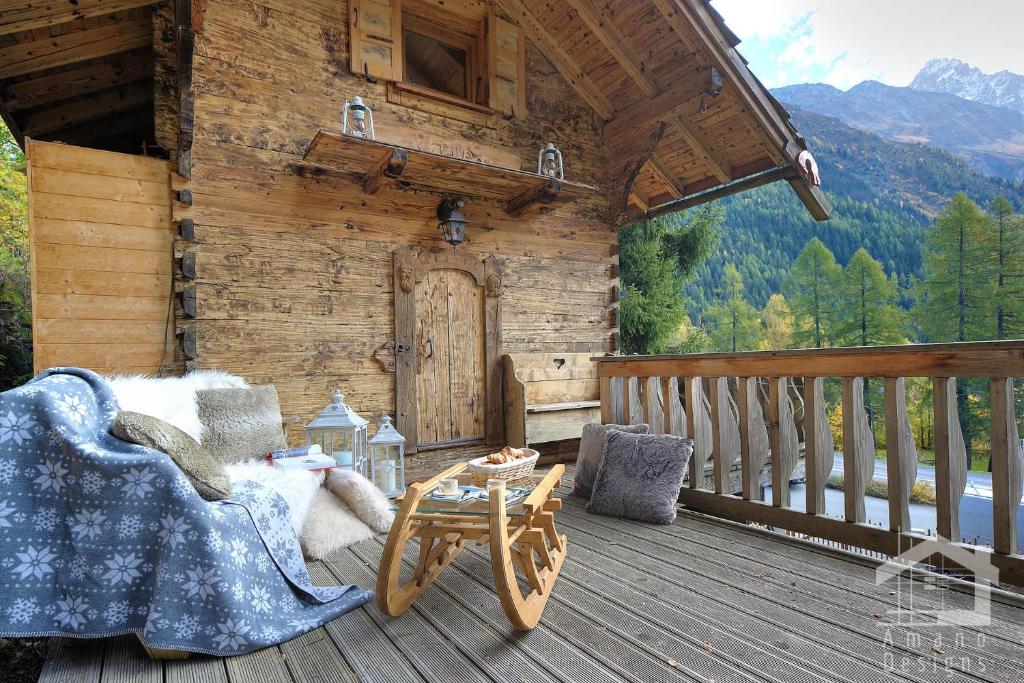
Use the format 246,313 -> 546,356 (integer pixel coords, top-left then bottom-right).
176,0 -> 617,452
28,139 -> 175,375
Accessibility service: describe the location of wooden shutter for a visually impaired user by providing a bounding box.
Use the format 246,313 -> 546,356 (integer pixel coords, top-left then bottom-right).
349,0 -> 403,81
487,12 -> 525,117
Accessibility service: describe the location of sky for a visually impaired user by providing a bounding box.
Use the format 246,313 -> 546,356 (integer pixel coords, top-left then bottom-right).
711,0 -> 1024,90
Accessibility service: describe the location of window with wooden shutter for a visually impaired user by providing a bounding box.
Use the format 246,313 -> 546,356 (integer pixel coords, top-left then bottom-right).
350,0 -> 403,81
487,13 -> 525,118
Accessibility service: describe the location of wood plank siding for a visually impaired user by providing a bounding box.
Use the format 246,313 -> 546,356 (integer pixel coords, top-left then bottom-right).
39,466 -> 1024,683
28,139 -> 175,376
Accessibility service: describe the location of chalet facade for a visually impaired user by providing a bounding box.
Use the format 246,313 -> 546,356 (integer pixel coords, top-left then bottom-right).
2,0 -> 828,463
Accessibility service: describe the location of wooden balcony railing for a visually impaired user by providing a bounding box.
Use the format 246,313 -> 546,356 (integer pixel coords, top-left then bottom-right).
594,341 -> 1024,586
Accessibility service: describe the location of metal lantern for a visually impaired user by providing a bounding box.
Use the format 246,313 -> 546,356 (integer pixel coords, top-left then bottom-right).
699,66 -> 724,113
342,95 -> 375,139
368,415 -> 405,497
537,143 -> 564,180
437,195 -> 468,248
305,389 -> 368,475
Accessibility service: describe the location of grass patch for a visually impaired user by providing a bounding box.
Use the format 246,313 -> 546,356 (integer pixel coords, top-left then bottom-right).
826,475 -> 937,505
872,448 -> 990,473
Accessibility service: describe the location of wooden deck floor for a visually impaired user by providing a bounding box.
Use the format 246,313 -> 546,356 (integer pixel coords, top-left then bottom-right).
40,470 -> 1024,683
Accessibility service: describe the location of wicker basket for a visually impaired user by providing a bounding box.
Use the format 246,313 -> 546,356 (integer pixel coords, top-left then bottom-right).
467,449 -> 539,487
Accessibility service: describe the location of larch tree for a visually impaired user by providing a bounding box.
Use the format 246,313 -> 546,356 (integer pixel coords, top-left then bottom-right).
760,293 -> 794,350
989,196 -> 1024,338
707,264 -> 761,352
784,237 -> 840,348
619,204 -> 723,354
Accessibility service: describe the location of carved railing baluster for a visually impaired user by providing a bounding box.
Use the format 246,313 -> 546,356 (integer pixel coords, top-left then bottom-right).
768,378 -> 799,507
629,377 -> 643,425
620,375 -> 632,425
883,377 -> 917,532
933,377 -> 967,541
738,377 -> 769,501
803,377 -> 834,515
991,377 -> 1023,554
841,377 -> 875,522
660,376 -> 673,435
599,376 -> 612,425
709,377 -> 740,494
684,377 -> 712,489
641,377 -> 655,429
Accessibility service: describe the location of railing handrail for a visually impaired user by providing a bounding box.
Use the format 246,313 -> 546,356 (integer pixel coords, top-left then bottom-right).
592,340 -> 1024,378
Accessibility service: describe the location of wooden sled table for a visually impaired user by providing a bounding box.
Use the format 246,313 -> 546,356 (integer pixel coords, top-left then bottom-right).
376,462 -> 567,630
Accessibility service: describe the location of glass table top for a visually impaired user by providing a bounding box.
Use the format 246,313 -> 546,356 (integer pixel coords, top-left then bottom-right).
391,484 -> 536,516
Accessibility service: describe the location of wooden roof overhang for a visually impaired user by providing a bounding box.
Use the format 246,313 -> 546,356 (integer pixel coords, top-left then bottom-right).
496,0 -> 831,225
0,0 -> 166,152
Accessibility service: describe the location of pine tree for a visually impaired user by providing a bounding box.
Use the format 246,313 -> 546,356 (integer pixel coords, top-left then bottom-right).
784,237 -> 840,348
832,248 -> 906,347
619,204 -> 722,354
989,196 -> 1024,338
760,293 -> 794,350
707,264 -> 761,352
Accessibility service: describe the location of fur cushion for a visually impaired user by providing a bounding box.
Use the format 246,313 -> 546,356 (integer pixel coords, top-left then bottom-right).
323,469 -> 395,533
198,385 -> 287,464
587,430 -> 692,525
105,370 -> 249,441
300,489 -> 375,560
111,411 -> 231,501
572,422 -> 650,498
223,460 -> 322,536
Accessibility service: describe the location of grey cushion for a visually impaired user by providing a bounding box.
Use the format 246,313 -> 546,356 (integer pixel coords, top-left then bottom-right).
111,411 -> 231,501
587,430 -> 693,524
197,385 -> 287,464
572,422 -> 649,498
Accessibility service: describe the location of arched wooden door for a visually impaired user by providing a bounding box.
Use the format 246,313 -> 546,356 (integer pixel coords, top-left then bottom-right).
394,247 -> 503,452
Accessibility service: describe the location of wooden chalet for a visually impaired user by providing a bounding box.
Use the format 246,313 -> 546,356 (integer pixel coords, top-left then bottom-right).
8,1 -> 1024,680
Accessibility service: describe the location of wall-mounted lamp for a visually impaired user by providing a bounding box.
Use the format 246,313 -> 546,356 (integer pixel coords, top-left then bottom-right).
342,95 -> 375,139
537,143 -> 564,180
437,195 -> 468,249
698,66 -> 724,113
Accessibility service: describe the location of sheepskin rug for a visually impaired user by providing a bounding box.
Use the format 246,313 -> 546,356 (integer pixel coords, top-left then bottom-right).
105,370 -> 249,441
223,460 -> 322,536
300,470 -> 396,559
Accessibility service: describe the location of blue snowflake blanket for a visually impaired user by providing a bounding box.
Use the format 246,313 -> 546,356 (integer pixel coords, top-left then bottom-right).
0,368 -> 372,654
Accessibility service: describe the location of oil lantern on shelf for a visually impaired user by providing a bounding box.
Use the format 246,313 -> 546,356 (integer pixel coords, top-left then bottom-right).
537,142 -> 564,180
368,415 -> 406,498
305,389 -> 368,475
342,95 -> 375,140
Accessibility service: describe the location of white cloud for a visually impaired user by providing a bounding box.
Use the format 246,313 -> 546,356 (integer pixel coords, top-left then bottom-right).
713,0 -> 1024,89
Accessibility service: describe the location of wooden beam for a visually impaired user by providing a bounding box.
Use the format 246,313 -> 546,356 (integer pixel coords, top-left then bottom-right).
670,114 -> 731,184
2,51 -> 152,112
0,0 -> 159,36
602,72 -> 705,149
627,191 -> 649,212
0,18 -> 152,79
362,148 -> 408,195
506,178 -> 559,217
645,152 -> 684,198
493,0 -> 614,119
563,0 -> 658,96
787,174 -> 832,221
20,81 -> 153,137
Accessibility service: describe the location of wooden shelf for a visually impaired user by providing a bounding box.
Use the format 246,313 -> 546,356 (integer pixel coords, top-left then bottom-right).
302,131 -> 598,217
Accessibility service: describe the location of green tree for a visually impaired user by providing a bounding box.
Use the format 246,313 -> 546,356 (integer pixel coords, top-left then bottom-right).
832,248 -> 906,347
619,204 -> 722,354
760,293 -> 793,350
707,264 -> 760,352
0,121 -> 31,389
784,237 -> 840,348
989,196 -> 1024,338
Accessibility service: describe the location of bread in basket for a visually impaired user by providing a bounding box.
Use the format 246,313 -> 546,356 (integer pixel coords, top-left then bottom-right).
467,446 -> 539,486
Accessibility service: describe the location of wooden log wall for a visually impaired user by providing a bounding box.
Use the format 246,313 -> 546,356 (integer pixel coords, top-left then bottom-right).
28,139 -> 177,375
173,0 -> 617,447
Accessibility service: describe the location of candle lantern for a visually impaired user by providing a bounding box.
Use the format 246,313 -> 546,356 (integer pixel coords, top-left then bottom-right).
368,415 -> 406,497
342,95 -> 375,139
537,143 -> 564,180
436,195 -> 468,248
305,389 -> 368,475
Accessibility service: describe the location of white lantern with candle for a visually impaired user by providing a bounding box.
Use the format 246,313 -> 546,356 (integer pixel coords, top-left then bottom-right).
305,389 -> 368,476
368,415 -> 405,497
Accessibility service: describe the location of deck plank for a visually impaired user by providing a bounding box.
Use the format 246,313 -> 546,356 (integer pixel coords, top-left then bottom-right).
101,635 -> 162,683
165,655 -> 230,683
223,645 -> 293,682
38,637 -> 107,683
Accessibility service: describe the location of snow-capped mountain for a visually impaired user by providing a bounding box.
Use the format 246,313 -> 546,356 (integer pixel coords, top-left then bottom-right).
910,58 -> 1024,115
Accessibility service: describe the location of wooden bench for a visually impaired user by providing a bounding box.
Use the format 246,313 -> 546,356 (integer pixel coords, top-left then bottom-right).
503,352 -> 603,447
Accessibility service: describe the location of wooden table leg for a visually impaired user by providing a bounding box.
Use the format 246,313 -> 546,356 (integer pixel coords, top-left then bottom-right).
488,487 -> 567,631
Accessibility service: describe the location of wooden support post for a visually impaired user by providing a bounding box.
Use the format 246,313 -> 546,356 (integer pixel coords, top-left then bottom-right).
599,376 -> 611,425
803,377 -> 833,515
884,377 -> 917,532
991,377 -> 1023,554
841,377 -> 874,523
934,377 -> 967,541
362,148 -> 408,195
506,178 -> 559,217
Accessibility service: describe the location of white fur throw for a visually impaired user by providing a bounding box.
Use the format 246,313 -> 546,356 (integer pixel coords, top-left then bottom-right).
323,469 -> 395,533
105,370 -> 249,441
223,460 -> 322,536
300,489 -> 375,560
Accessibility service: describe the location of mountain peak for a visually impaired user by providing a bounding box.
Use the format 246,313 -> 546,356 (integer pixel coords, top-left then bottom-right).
910,58 -> 1024,115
